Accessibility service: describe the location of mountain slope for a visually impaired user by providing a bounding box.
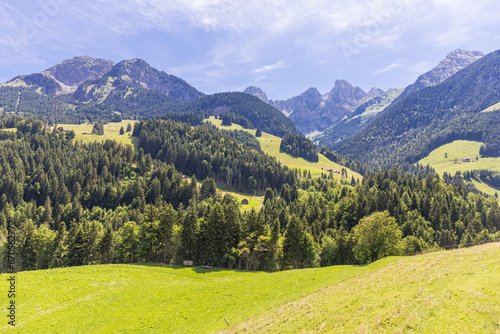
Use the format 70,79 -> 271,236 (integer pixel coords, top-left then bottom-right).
184,92 -> 300,137
335,49 -> 500,168
243,86 -> 269,103
225,242 -> 500,333
267,80 -> 375,134
314,88 -> 403,145
74,58 -> 203,103
393,49 -> 484,104
1,56 -> 114,96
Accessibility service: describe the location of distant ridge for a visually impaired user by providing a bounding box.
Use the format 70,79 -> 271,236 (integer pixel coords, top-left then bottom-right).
335,49 -> 500,167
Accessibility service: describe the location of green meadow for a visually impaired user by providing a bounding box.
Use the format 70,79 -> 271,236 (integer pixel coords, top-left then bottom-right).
206,117 -> 362,182
418,140 -> 500,197
225,242 -> 500,333
4,243 -> 499,333
0,258 -> 397,333
59,120 -> 138,147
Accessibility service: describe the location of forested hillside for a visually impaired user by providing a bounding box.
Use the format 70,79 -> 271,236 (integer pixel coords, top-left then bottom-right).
280,134 -> 319,162
334,50 -> 500,168
133,119 -> 297,192
1,116 -> 498,273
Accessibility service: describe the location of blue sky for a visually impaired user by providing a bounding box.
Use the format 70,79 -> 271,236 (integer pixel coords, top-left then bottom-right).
0,0 -> 499,100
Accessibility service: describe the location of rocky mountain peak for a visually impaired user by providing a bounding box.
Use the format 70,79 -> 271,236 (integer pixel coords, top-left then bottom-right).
367,87 -> 384,98
326,79 -> 366,105
243,86 -> 269,103
43,56 -> 114,88
75,58 -> 203,102
395,49 -> 484,102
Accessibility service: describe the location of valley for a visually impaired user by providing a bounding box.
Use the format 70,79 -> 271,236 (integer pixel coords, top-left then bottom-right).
0,45 -> 499,334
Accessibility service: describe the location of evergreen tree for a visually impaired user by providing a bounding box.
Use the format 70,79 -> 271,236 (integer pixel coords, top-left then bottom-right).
99,225 -> 114,264
20,220 -> 37,271
50,221 -> 68,268
120,221 -> 139,263
181,205 -> 198,260
196,203 -> 228,266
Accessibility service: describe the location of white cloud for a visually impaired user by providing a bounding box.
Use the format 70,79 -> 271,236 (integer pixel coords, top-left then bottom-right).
254,60 -> 285,73
373,62 -> 403,74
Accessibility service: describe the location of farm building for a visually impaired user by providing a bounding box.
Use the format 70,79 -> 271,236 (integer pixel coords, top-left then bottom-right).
462,158 -> 471,162
241,198 -> 249,205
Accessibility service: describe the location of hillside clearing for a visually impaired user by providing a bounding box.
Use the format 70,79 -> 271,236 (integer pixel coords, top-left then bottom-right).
224,242 -> 500,333
206,117 -> 362,181
0,259 -> 396,333
58,120 -> 138,147
418,140 -> 500,197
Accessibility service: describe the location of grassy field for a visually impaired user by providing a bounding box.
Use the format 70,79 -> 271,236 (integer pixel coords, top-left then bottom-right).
206,117 -> 362,182
4,243 -> 499,333
59,120 -> 138,147
418,140 -> 500,197
224,242 -> 500,333
218,187 -> 263,211
0,258 -> 397,333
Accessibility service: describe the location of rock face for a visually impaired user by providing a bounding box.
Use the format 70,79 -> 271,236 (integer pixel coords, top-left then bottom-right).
269,80 -> 377,134
2,56 -> 115,95
74,58 -> 204,102
43,56 -> 115,93
394,49 -> 484,103
243,81 -> 383,134
243,86 -> 269,103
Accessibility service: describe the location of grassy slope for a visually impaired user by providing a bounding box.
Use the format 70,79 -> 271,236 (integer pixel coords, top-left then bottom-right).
224,242 -> 500,333
59,120 -> 138,147
0,259 -> 397,333
482,101 -> 500,112
206,117 -> 362,182
418,140 -> 500,197
359,88 -> 403,122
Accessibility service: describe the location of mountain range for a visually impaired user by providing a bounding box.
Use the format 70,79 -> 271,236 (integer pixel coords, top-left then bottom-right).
244,49 -> 485,137
244,81 -> 381,134
1,48 -> 499,170
335,49 -> 500,167
0,56 -> 297,137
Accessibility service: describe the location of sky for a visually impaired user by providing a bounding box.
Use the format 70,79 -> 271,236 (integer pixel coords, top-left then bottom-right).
0,0 -> 499,100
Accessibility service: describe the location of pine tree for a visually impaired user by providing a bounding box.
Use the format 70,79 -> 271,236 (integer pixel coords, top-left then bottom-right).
99,225 -> 114,264
283,215 -> 306,269
196,203 -> 228,266
20,220 -> 37,271
159,204 -> 175,264
50,222 -> 68,268
119,126 -> 124,135
256,127 -> 262,137
181,205 -> 198,260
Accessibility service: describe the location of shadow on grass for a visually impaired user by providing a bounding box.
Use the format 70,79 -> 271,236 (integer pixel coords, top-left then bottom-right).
126,262 -> 261,275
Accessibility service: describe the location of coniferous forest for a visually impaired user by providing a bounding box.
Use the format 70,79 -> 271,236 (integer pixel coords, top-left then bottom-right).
1,116 -> 499,273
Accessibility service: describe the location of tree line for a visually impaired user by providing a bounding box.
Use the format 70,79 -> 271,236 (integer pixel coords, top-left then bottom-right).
0,116 -> 498,273
280,134 -> 319,162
